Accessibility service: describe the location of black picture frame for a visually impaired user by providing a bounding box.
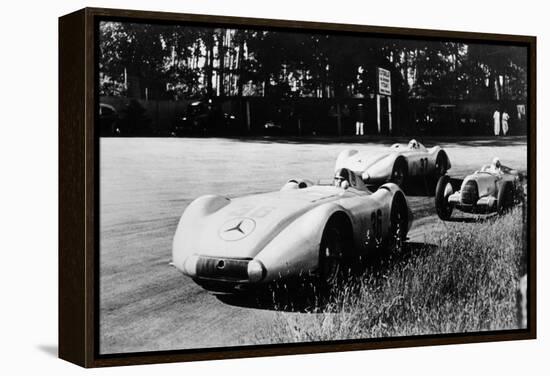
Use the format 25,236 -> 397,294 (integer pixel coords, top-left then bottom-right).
59,7 -> 537,367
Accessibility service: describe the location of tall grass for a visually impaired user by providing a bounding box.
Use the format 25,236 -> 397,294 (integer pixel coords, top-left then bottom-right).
262,207 -> 525,343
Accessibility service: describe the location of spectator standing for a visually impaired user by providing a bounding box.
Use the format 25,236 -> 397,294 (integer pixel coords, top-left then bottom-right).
355,103 -> 365,136
329,105 -> 339,135
493,109 -> 501,136
502,110 -> 510,136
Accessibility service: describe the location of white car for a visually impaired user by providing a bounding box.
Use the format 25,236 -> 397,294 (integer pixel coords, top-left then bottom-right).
172,169 -> 413,293
335,139 -> 451,188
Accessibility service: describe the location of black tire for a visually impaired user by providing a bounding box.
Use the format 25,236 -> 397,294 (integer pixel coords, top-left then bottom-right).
390,159 -> 407,188
318,217 -> 349,293
435,175 -> 454,220
497,181 -> 514,215
388,194 -> 408,252
514,175 -> 526,206
431,152 -> 448,189
435,152 -> 448,176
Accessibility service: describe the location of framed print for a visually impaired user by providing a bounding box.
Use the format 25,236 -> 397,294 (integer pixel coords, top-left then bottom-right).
59,7 -> 536,367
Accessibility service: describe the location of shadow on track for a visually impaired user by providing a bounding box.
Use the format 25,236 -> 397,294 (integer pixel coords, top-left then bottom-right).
445,214 -> 497,223
404,176 -> 465,197
215,241 -> 438,313
401,177 -> 437,197
215,280 -> 321,313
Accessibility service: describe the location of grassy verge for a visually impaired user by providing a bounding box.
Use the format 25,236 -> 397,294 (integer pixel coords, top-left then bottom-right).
261,207 -> 526,343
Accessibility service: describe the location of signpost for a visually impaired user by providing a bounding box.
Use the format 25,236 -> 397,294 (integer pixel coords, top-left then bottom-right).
378,68 -> 392,96
377,67 -> 392,134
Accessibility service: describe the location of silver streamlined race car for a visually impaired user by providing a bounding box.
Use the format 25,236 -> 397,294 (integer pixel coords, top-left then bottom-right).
435,158 -> 524,220
335,139 -> 451,188
172,168 -> 413,293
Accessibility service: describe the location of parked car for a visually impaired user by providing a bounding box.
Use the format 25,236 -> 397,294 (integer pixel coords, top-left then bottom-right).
263,121 -> 284,135
174,99 -> 237,136
99,103 -> 119,136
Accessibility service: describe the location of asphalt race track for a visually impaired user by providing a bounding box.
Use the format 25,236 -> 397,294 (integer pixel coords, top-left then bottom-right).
99,136 -> 527,354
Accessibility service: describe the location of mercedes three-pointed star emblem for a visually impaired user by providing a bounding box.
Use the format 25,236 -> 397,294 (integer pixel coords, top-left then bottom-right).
225,220 -> 245,234
219,217 -> 256,241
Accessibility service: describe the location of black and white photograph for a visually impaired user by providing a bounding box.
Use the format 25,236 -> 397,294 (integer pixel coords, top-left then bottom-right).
97,18 -> 530,355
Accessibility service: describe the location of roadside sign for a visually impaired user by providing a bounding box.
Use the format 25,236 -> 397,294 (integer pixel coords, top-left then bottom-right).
378,67 -> 392,96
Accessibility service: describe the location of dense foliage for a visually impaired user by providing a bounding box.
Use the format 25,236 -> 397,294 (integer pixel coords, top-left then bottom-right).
99,22 -> 527,102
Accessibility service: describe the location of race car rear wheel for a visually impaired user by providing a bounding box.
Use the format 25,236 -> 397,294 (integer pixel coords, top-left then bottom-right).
435,175 -> 454,220
497,181 -> 514,215
388,193 -> 408,252
434,152 -> 448,177
431,152 -> 449,190
318,217 -> 350,293
390,158 -> 407,188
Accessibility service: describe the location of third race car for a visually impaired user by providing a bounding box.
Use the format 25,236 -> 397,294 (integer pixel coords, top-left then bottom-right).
435,158 -> 524,220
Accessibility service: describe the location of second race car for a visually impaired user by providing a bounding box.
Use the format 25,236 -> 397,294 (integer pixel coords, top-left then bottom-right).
335,139 -> 451,189
172,168 -> 413,293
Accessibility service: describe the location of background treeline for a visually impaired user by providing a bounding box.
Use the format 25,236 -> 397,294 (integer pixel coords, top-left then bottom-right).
99,22 -> 527,103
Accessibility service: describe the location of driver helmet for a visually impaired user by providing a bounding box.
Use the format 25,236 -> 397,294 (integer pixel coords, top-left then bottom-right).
492,157 -> 502,170
408,139 -> 419,149
333,168 -> 351,189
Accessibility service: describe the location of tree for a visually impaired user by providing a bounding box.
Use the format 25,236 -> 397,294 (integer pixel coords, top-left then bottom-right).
99,22 -> 527,104
99,22 -> 171,98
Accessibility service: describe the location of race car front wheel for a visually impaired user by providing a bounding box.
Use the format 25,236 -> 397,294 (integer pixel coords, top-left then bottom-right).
319,217 -> 349,294
435,175 -> 454,220
497,181 -> 514,215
